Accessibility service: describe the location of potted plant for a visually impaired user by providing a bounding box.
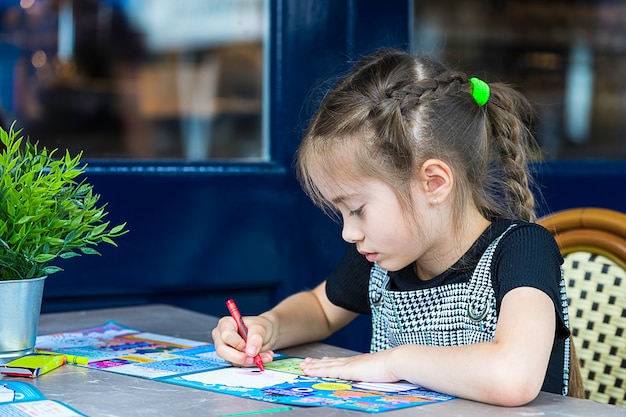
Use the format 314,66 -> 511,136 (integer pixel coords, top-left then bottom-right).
0,122 -> 128,362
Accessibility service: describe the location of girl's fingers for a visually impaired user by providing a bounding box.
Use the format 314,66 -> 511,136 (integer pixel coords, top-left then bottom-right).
212,316 -> 274,367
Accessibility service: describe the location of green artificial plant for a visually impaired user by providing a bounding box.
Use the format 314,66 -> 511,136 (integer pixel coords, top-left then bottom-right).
0,122 -> 128,280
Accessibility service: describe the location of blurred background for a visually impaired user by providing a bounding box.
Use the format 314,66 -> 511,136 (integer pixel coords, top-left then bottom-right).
2,1 -> 625,161
413,0 -> 626,160
0,0 -> 265,160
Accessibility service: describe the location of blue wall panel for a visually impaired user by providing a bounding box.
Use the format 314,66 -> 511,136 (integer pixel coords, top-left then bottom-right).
534,161 -> 626,217
42,164 -> 293,317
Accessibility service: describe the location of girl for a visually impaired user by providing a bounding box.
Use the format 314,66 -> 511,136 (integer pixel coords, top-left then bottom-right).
212,49 -> 576,406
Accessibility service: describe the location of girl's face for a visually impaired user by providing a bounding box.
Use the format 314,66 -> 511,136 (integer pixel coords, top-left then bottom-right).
316,174 -> 436,273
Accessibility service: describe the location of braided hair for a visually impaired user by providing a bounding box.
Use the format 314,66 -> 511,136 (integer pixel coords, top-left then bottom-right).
296,49 -> 538,227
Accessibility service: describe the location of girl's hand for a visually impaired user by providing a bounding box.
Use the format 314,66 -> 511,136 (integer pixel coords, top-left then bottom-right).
211,282 -> 358,369
299,352 -> 399,383
211,314 -> 275,367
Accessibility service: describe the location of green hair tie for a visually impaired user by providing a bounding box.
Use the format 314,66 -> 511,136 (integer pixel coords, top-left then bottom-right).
469,77 -> 490,107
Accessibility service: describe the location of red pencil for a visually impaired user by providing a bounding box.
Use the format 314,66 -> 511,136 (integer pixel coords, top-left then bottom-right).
225,299 -> 264,371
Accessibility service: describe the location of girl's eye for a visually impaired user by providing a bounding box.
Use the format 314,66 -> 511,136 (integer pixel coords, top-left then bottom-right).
349,206 -> 363,217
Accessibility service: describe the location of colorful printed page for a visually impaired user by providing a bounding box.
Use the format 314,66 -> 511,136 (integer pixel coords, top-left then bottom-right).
0,400 -> 89,417
0,381 -> 46,403
36,322 -> 455,413
0,381 -> 89,417
165,357 -> 454,413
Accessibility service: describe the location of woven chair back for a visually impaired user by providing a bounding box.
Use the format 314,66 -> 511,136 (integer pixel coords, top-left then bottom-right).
539,207 -> 626,406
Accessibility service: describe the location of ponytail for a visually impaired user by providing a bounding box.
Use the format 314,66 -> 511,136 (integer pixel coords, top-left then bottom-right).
483,83 -> 538,222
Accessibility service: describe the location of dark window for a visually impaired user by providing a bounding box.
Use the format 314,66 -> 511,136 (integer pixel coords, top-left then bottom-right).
0,0 -> 266,160
413,1 -> 626,159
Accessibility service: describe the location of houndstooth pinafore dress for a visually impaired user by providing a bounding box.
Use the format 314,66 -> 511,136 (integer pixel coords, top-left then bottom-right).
368,224 -> 571,395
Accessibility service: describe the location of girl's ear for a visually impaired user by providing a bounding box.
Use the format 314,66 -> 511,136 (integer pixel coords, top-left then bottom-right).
419,159 -> 453,203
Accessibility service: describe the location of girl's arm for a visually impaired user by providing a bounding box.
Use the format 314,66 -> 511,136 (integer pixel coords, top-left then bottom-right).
300,286 -> 555,407
212,281 -> 358,367
261,281 -> 358,349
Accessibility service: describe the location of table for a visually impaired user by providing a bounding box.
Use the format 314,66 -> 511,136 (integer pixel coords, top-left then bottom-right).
2,304 -> 623,417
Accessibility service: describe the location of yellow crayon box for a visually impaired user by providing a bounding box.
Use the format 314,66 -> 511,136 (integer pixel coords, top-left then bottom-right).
0,354 -> 66,378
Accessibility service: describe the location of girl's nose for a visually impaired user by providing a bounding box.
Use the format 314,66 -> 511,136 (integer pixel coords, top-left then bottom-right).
341,218 -> 364,243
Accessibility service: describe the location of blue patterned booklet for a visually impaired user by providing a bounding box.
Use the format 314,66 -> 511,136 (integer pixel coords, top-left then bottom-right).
35,321 -> 455,413
166,356 -> 455,413
0,381 -> 89,416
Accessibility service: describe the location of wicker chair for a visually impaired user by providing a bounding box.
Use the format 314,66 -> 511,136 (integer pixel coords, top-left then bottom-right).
538,207 -> 626,406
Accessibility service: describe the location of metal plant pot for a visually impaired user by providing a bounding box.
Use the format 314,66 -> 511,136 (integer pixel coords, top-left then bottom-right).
0,276 -> 46,364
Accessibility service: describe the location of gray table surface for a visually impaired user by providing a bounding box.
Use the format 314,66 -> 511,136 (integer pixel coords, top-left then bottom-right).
1,304 -> 623,417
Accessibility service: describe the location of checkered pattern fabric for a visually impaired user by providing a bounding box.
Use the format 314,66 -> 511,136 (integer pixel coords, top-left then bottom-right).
564,251 -> 626,406
368,225 -> 509,351
369,263 -> 498,349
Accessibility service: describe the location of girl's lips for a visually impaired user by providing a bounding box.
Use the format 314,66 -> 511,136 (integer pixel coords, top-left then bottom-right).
360,251 -> 377,262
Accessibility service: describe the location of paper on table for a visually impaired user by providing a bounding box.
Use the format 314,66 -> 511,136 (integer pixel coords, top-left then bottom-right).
180,368 -> 299,389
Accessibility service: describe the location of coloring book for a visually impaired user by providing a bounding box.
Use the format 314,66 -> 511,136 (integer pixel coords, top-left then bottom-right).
0,381 -> 88,416
35,321 -> 455,413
